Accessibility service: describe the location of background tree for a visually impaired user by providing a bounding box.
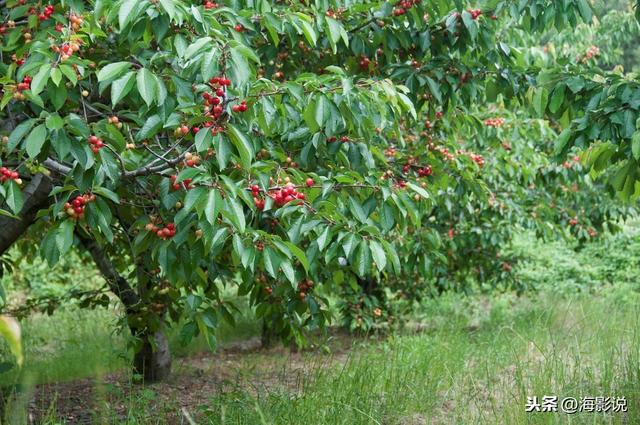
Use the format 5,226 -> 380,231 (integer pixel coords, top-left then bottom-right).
0,0 -> 624,382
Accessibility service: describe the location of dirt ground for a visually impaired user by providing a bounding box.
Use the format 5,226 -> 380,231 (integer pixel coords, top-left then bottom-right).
18,332 -> 364,424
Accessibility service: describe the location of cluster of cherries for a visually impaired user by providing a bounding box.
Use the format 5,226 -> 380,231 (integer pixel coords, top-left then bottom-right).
88,135 -> 105,154
170,174 -> 193,190
174,124 -> 190,137
107,116 -> 122,129
401,163 -> 433,178
484,117 -> 505,128
429,144 -> 456,161
203,1 -> 219,9
327,135 -> 351,143
183,152 -> 202,167
231,100 -> 248,113
384,147 -> 397,157
579,45 -> 600,63
562,155 -> 581,169
0,167 -> 21,185
16,75 -> 32,92
145,222 -> 176,239
467,8 -> 483,19
468,153 -> 485,167
36,4 -> 55,21
297,279 -> 314,301
569,217 -> 578,226
251,179 -> 313,210
69,13 -> 84,30
64,193 -> 96,220
325,8 -> 346,19
51,42 -> 81,61
392,0 -> 421,16
13,75 -> 31,101
12,54 -> 26,66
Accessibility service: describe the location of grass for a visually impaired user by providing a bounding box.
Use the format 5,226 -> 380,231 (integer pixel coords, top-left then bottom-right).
2,229 -> 640,424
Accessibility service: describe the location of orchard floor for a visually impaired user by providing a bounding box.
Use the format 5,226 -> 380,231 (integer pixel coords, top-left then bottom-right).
3,231 -> 640,424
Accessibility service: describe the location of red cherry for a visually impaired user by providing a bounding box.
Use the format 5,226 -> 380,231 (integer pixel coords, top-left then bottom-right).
215,88 -> 225,97
306,178 -> 314,187
234,24 -> 243,32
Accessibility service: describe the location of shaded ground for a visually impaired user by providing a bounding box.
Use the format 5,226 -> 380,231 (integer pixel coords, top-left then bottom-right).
23,333 -> 359,424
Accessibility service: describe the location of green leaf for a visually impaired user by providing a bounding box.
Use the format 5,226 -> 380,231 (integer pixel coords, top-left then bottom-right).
50,68 -> 62,86
93,187 -> 120,203
119,0 -> 139,28
7,119 -> 36,152
317,226 -> 330,251
136,114 -> 163,141
461,11 -> 477,40
227,124 -> 254,170
231,44 -> 260,64
205,189 -> 222,225
369,240 -> 387,272
31,64 -> 51,96
111,71 -> 136,107
222,197 -> 245,233
25,124 -> 47,158
97,61 -> 131,82
549,84 -> 566,114
355,240 -> 371,277
263,247 -> 281,278
185,37 -> 212,60
281,260 -> 296,284
56,220 -> 75,256
348,197 -> 368,223
136,68 -> 157,107
632,132 -> 640,160
577,0 -> 593,22
59,64 -> 77,85
158,0 -> 175,19
407,182 -> 429,198
554,129 -> 572,155
45,113 -> 64,131
6,181 -> 24,214
284,241 -> 309,274
0,316 -> 23,367
183,187 -> 208,215
534,87 -> 549,116
297,18 -> 317,46
425,77 -> 442,103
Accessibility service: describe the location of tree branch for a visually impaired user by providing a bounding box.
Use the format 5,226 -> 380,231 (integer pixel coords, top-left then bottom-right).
0,174 -> 53,256
75,232 -> 140,312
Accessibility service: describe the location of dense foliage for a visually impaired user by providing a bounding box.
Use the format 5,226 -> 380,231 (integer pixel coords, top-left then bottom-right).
1,0 -> 637,379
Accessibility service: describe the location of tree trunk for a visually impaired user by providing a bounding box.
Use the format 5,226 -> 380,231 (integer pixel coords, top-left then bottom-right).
133,330 -> 172,382
0,174 -> 52,256
261,320 -> 277,349
76,233 -> 173,382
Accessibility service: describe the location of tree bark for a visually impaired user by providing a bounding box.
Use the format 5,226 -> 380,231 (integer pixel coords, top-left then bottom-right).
261,320 -> 277,349
76,233 -> 172,382
0,174 -> 52,256
133,330 -> 172,382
